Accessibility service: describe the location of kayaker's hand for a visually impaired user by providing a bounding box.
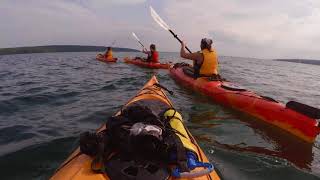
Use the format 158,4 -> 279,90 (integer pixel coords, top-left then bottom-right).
181,41 -> 186,49
180,41 -> 188,59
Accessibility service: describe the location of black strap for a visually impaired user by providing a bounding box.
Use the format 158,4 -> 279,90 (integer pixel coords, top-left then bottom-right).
162,109 -> 189,172
161,108 -> 188,140
91,131 -> 118,174
260,96 -> 278,103
153,83 -> 174,95
91,155 -> 104,173
91,138 -> 106,173
172,133 -> 189,172
193,62 -> 201,79
192,53 -> 204,79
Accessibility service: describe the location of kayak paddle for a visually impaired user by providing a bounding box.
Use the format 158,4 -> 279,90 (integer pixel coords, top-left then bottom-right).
132,32 -> 146,50
150,6 -> 192,53
110,40 -> 116,47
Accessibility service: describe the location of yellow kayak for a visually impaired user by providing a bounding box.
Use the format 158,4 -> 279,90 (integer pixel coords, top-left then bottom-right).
51,75 -> 221,180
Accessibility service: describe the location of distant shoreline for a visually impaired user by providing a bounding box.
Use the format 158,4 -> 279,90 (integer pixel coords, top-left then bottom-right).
275,59 -> 320,66
0,45 -> 139,55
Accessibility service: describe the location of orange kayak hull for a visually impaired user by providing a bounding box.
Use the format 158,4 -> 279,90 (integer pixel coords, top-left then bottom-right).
96,54 -> 117,63
170,66 -> 320,143
50,75 -> 221,180
124,57 -> 170,69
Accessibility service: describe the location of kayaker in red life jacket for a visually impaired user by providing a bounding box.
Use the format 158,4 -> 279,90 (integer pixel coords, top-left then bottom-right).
180,38 -> 219,78
142,44 -> 159,63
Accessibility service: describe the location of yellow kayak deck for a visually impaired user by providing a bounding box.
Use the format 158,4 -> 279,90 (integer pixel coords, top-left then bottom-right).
50,75 -> 221,180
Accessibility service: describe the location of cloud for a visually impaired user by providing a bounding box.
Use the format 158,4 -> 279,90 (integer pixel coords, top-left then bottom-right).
0,0 -> 151,48
0,0 -> 319,59
160,0 -> 320,59
100,0 -> 146,5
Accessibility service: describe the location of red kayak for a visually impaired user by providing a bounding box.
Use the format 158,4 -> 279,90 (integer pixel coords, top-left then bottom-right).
170,63 -> 320,143
124,57 -> 170,69
96,54 -> 117,63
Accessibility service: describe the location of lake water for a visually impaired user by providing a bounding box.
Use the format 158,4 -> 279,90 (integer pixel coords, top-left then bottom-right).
0,52 -> 319,179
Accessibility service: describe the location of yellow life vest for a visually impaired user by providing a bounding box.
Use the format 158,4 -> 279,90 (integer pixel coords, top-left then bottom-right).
163,109 -> 199,158
106,50 -> 113,60
199,49 -> 218,75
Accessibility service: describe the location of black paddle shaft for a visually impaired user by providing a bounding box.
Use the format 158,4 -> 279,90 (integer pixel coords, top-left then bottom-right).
169,30 -> 192,53
138,41 -> 145,49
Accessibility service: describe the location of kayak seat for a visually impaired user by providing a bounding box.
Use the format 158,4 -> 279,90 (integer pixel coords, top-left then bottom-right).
182,66 -> 195,78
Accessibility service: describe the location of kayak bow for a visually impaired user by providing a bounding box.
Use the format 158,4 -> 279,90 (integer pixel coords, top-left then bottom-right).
51,75 -> 220,180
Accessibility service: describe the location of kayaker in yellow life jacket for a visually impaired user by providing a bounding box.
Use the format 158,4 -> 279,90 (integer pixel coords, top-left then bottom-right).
142,44 -> 159,63
104,47 -> 113,60
180,38 -> 219,78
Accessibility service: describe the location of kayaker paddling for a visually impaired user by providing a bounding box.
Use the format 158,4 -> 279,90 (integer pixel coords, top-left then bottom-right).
104,47 -> 113,60
131,32 -> 161,64
142,44 -> 159,63
180,39 -> 220,79
149,7 -> 220,79
150,6 -> 320,142
96,46 -> 117,63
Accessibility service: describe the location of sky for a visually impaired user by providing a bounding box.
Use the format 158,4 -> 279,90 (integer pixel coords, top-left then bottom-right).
0,0 -> 319,59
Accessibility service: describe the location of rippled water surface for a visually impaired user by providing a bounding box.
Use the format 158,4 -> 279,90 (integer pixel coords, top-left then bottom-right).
0,52 -> 319,180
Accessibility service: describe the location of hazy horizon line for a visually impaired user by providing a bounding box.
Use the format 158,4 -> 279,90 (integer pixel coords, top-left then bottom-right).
1,44 -> 319,61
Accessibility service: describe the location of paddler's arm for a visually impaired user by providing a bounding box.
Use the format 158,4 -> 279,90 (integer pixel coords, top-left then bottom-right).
180,41 -> 202,63
142,48 -> 151,55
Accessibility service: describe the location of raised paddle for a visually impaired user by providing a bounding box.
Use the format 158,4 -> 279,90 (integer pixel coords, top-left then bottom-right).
132,32 -> 146,50
110,40 -> 116,47
150,6 -> 192,53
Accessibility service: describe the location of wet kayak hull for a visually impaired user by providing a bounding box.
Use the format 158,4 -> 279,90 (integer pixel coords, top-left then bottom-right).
169,65 -> 319,143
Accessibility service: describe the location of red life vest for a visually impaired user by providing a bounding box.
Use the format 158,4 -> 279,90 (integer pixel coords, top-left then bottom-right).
151,51 -> 159,63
